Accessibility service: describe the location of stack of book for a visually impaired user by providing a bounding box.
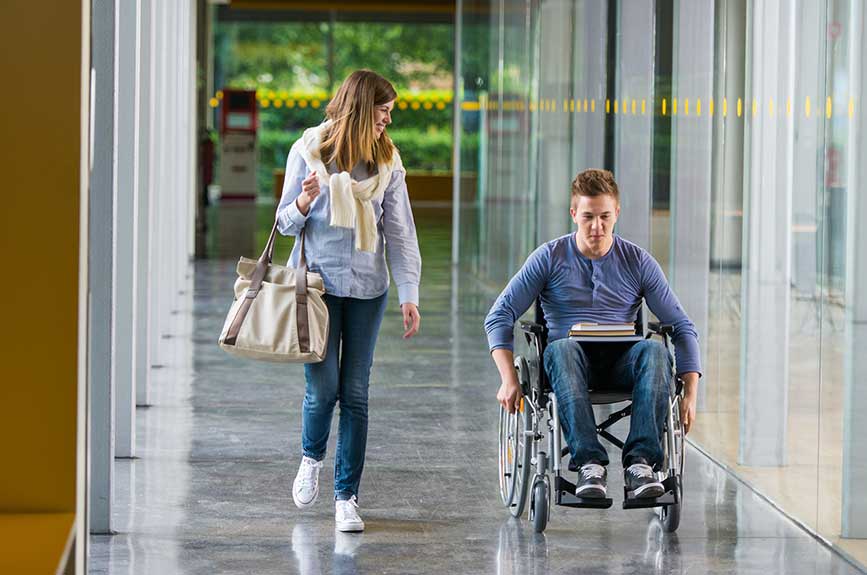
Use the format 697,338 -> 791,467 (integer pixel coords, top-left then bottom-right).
568,322 -> 637,337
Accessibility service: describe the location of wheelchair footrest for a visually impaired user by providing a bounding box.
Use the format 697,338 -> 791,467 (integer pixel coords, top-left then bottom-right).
555,476 -> 613,509
622,476 -> 679,509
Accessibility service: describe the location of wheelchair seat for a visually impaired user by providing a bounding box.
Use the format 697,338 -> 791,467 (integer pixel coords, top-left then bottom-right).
587,391 -> 632,405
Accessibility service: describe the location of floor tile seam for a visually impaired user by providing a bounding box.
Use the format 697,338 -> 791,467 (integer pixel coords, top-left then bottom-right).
686,438 -> 867,574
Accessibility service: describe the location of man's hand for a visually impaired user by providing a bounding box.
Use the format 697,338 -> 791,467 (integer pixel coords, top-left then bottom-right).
296,172 -> 321,215
401,303 -> 420,339
497,378 -> 522,414
492,348 -> 522,413
679,372 -> 699,433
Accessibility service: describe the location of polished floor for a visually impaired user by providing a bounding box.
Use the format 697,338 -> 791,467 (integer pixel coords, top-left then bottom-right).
90,208 -> 864,574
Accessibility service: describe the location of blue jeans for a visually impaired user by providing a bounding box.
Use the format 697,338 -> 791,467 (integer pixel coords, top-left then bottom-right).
302,291 -> 388,500
543,338 -> 672,470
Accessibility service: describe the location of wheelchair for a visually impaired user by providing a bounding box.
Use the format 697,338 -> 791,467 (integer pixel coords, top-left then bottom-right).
497,304 -> 686,534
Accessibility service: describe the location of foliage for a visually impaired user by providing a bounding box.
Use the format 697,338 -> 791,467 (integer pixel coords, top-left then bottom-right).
214,20 -> 456,196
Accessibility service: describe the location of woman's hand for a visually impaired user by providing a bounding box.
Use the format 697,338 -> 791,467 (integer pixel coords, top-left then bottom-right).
296,172 -> 321,215
401,303 -> 420,339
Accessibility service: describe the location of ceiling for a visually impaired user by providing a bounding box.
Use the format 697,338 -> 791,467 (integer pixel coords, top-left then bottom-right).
218,0 -> 456,24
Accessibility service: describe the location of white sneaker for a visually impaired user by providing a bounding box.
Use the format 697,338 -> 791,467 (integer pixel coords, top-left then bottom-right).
335,496 -> 365,532
292,456 -> 323,509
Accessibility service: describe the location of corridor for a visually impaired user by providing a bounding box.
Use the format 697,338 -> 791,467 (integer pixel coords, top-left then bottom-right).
89,209 -> 861,575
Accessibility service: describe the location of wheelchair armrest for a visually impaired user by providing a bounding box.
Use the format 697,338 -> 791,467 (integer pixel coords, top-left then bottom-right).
647,321 -> 673,336
519,321 -> 548,352
519,321 -> 547,336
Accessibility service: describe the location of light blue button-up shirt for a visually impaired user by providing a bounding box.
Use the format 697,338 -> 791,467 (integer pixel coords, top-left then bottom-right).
276,138 -> 422,306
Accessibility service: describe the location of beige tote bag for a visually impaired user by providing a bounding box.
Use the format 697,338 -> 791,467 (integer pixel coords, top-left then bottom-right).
218,220 -> 328,363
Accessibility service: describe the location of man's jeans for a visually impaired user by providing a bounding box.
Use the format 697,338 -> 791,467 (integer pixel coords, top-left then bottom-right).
543,338 -> 672,470
302,292 -> 388,500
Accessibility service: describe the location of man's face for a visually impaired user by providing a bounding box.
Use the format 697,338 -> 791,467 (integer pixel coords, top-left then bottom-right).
570,194 -> 620,251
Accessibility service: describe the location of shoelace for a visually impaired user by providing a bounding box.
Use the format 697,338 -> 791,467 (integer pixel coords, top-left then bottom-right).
299,459 -> 321,489
580,464 -> 605,480
338,497 -> 361,520
628,464 -> 654,479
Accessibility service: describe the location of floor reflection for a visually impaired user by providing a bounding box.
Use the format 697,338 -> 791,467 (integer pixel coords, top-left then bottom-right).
87,208 -> 863,575
496,519 -> 548,575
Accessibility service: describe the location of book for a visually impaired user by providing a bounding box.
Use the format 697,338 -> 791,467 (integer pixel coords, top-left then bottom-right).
568,322 -> 637,337
569,330 -> 637,337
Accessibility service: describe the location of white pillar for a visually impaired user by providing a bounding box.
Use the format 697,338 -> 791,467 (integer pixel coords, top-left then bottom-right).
791,1 -> 827,296
569,0 -> 607,180
710,0 -> 745,271
113,0 -> 138,459
135,0 -> 153,406
148,0 -> 167,370
739,0 -> 795,466
536,0 -> 577,243
452,0 -> 463,266
670,0 -> 713,391
187,0 -> 198,265
842,0 -> 867,539
89,0 -> 116,535
613,0 -> 654,248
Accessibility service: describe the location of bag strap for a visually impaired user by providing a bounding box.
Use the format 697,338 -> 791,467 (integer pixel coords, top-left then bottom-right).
294,230 -> 311,353
224,218 -> 312,353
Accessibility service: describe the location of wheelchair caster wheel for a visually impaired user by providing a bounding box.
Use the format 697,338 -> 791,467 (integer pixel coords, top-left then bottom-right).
530,479 -> 549,533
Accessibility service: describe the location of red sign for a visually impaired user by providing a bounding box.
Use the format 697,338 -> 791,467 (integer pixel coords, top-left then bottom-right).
220,89 -> 258,136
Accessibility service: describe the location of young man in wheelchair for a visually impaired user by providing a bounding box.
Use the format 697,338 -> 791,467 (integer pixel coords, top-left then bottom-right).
484,169 -> 700,500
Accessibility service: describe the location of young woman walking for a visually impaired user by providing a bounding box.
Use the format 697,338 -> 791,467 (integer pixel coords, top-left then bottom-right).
276,70 -> 421,532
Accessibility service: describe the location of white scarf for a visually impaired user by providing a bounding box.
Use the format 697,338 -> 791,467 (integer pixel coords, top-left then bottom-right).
297,120 -> 402,253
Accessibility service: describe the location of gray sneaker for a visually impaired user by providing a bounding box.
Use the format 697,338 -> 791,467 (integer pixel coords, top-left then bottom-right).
575,463 -> 607,498
624,460 -> 664,498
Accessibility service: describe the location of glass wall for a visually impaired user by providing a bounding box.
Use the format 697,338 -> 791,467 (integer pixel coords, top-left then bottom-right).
458,0 -> 866,567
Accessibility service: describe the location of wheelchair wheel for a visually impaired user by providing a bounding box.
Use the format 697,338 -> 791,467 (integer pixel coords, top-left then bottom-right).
498,402 -> 531,515
658,393 -> 685,532
531,478 -> 549,533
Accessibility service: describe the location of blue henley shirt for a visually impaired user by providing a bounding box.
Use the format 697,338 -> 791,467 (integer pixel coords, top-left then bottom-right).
484,233 -> 701,376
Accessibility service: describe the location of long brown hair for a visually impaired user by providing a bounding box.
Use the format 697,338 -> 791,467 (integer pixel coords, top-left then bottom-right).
320,70 -> 397,173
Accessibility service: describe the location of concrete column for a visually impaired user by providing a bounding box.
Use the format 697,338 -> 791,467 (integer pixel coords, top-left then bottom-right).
135,0 -> 153,406
113,0 -> 138,459
791,1 -> 827,295
452,0 -> 463,266
613,0 -> 654,249
147,0 -> 166,370
569,0 -> 606,174
842,0 -> 867,539
89,0 -> 116,535
566,0 -> 607,226
738,0 -> 795,466
535,0 -> 576,243
670,0 -> 713,388
710,0 -> 745,270
187,0 -> 198,265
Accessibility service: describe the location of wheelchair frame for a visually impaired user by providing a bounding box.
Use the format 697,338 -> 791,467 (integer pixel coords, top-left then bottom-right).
497,311 -> 686,534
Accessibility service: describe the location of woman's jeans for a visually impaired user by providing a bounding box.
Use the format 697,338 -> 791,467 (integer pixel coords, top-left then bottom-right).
543,338 -> 672,470
302,292 -> 388,501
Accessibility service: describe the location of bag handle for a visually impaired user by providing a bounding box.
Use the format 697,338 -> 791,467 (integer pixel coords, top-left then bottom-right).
224,218 -> 311,353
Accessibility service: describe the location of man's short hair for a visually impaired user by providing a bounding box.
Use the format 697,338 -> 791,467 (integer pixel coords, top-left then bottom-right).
571,169 -> 620,208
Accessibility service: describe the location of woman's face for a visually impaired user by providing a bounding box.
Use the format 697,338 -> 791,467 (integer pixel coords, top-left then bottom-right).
373,100 -> 394,138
